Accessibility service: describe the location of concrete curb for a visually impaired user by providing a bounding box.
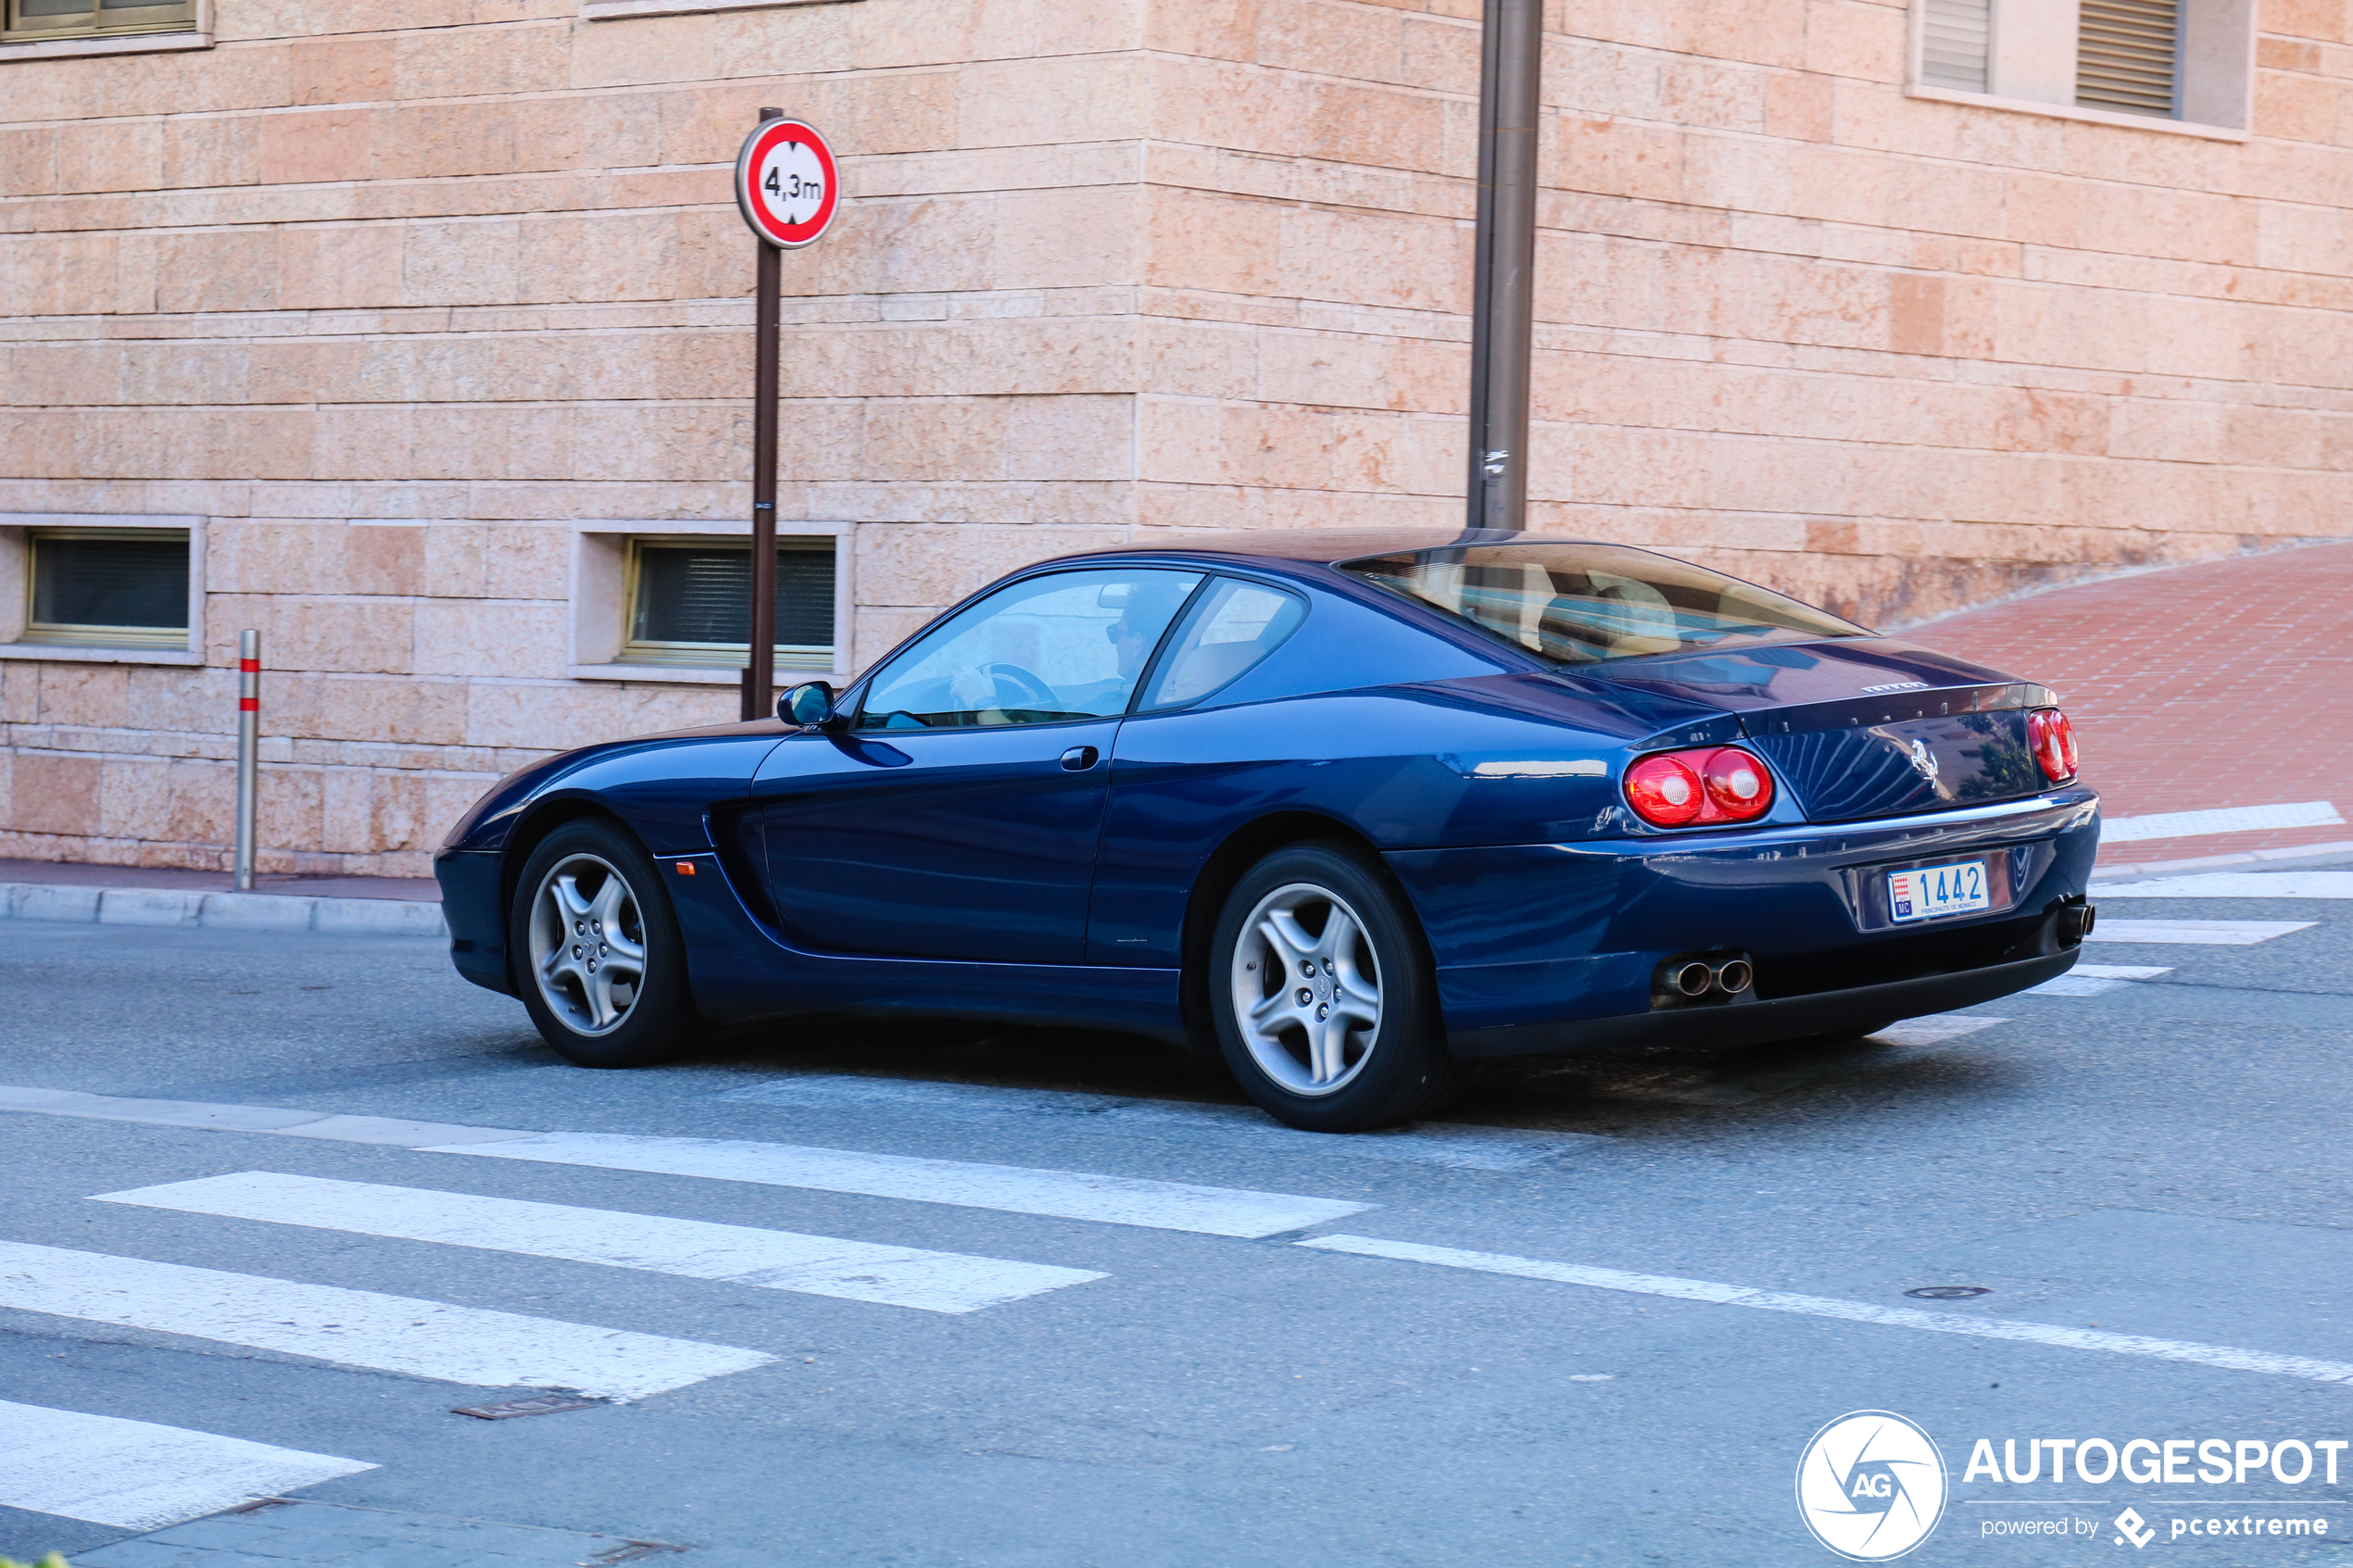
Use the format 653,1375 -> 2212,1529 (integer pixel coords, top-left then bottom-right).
0,882 -> 447,937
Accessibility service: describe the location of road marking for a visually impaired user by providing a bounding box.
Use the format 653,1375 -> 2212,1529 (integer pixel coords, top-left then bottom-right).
2102,801 -> 2340,844
2094,872 -> 2353,899
0,1241 -> 772,1399
2024,962 -> 2173,997
1297,1236 -> 2353,1386
98,1173 -> 1105,1314
2087,919 -> 2313,946
714,1075 -> 1604,1172
0,1399 -> 373,1531
0,1087 -> 1375,1236
1869,1015 -> 2007,1047
431,1132 -> 1371,1238
0,1085 -> 534,1147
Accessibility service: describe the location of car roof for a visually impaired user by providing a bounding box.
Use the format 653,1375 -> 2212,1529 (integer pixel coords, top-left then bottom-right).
1058,527 -> 1610,567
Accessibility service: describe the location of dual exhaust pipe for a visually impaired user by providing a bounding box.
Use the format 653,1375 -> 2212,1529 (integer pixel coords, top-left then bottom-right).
1669,958 -> 1752,999
1655,952 -> 1755,1009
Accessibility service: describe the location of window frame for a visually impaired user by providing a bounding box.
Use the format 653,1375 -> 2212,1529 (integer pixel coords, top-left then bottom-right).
0,514 -> 206,667
1,0 -> 208,54
567,521 -> 853,687
1904,0 -> 2252,140
1131,573 -> 1310,714
849,567 -> 1209,734
616,533 -> 838,672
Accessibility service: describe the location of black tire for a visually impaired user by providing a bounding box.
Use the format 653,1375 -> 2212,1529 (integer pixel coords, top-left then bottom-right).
509,818 -> 712,1068
1208,842 -> 1468,1133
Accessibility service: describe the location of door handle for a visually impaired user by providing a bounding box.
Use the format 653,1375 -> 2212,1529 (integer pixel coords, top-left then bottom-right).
1059,746 -> 1101,771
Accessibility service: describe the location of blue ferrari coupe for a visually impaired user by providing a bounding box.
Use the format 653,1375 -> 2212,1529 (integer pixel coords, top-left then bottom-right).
435,530 -> 2099,1132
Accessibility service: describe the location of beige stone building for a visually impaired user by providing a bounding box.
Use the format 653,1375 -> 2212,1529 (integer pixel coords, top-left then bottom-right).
1,0 -> 2344,876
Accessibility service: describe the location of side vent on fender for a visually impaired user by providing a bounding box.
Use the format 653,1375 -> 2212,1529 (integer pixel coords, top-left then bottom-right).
709,806 -> 781,927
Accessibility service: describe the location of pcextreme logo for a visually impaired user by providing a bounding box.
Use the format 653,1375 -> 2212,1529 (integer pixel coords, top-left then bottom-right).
1797,1411 -> 1950,1561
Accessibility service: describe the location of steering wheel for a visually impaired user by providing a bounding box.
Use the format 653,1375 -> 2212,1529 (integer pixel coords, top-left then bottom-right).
975,661 -> 1058,709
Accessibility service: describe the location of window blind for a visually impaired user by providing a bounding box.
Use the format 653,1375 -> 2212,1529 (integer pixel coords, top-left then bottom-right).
2077,0 -> 2180,116
1921,0 -> 1993,93
23,530 -> 190,648
627,542 -> 835,663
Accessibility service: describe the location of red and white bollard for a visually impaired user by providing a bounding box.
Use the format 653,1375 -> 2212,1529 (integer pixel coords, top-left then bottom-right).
234,629 -> 259,892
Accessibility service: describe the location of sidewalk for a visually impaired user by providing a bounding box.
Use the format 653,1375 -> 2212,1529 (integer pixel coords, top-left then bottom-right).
1904,541 -> 2353,870
0,858 -> 445,937
0,859 -> 438,902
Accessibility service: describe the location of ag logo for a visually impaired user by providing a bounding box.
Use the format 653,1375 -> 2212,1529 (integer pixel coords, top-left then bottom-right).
1795,1411 -> 1947,1561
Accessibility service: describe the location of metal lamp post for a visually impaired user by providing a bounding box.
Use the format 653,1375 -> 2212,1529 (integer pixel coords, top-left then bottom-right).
1468,0 -> 1544,534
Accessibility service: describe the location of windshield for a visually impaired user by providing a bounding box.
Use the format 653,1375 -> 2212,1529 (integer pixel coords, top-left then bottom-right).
1336,543 -> 1866,667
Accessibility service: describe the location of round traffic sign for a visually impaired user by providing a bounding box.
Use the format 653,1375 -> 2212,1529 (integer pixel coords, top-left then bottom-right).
734,118 -> 839,249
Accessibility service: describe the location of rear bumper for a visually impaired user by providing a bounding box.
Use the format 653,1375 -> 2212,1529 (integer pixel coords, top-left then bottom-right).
1448,947 -> 2074,1057
1390,787 -> 2098,1056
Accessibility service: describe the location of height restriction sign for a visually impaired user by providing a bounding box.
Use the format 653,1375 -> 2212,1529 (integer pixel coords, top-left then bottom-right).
735,118 -> 838,248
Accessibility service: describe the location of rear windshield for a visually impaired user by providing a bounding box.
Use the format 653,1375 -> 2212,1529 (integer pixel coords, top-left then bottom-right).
1336,543 -> 1866,667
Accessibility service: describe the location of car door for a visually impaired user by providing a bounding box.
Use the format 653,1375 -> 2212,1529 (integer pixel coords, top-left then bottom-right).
752,566 -> 1202,965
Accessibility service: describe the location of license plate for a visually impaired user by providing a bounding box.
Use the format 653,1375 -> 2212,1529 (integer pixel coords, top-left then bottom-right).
1887,860 -> 1992,922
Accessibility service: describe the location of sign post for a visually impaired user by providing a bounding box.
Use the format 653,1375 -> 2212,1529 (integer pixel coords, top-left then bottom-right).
732,111 -> 841,720
1467,0 -> 1541,533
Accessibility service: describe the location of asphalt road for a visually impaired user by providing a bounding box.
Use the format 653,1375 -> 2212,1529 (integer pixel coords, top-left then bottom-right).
1,863 -> 2348,1567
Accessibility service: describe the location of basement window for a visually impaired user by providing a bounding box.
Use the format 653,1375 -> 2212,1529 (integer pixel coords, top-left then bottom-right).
22,528 -> 190,649
4,0 -> 196,42
622,536 -> 837,670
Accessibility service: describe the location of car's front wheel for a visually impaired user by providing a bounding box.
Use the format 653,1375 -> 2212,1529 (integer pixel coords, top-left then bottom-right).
510,818 -> 711,1068
1209,843 -> 1467,1133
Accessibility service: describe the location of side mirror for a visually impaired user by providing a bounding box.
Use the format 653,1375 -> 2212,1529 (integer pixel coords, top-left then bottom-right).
778,681 -> 837,729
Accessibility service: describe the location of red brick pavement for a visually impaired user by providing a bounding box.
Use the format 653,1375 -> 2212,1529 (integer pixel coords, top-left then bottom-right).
1903,543 -> 2353,867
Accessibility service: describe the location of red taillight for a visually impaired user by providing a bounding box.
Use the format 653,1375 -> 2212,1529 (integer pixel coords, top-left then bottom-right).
1625,754 -> 1704,826
2027,708 -> 2079,783
1624,746 -> 1775,828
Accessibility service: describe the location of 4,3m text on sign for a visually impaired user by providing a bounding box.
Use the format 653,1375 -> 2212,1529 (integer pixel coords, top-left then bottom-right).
735,117 -> 839,249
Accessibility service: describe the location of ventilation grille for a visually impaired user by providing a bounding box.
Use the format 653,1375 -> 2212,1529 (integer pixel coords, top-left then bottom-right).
2078,0 -> 2180,116
1921,0 -> 1992,93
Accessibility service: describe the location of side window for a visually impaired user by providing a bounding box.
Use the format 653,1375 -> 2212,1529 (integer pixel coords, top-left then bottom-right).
857,569 -> 1202,730
1139,577 -> 1307,710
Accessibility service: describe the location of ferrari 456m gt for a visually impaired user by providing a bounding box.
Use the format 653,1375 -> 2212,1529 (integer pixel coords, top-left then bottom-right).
435,530 -> 2098,1132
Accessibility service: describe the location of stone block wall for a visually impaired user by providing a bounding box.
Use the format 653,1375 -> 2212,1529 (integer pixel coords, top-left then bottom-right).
2,0 -> 2347,873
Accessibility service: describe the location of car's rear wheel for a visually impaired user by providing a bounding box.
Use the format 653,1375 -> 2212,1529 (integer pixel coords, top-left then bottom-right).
510,819 -> 711,1068
1210,843 -> 1467,1133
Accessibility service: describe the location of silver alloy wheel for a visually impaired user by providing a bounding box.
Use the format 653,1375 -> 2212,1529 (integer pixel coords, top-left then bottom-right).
1229,880 -> 1383,1097
527,853 -> 648,1037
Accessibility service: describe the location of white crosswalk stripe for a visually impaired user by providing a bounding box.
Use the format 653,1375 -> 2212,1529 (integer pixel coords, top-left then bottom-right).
2023,961 -> 2173,997
714,1074 -> 1604,1170
2088,918 -> 2314,945
2097,872 -> 2353,898
0,1241 -> 773,1399
97,1173 -> 1105,1314
2101,800 -> 2340,844
1298,1236 -> 2353,1386
432,1131 -> 1371,1237
1869,1014 -> 2007,1046
0,1399 -> 373,1531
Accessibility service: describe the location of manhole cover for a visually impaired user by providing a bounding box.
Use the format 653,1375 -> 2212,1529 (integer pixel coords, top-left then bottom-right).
1904,1285 -> 1992,1300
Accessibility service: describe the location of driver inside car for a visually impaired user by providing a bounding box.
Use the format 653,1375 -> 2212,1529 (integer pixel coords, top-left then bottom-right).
1041,576 -> 1197,718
